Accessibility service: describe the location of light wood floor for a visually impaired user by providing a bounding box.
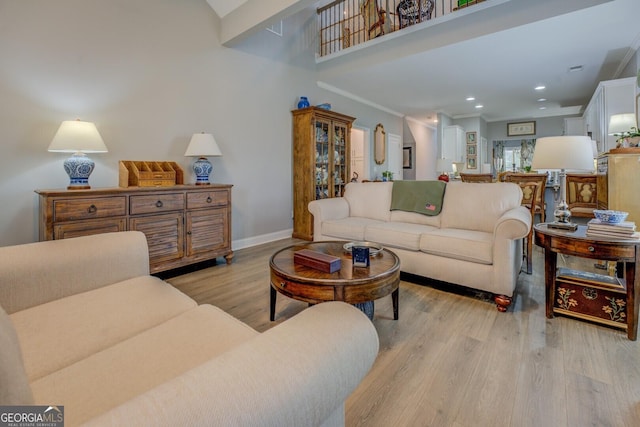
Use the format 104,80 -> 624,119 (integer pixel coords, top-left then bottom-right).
166,239 -> 640,427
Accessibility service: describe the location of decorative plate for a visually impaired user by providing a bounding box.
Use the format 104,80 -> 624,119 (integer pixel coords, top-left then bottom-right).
343,241 -> 383,256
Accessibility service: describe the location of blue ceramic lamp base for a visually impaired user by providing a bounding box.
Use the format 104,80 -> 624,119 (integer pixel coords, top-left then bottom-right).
64,152 -> 95,190
193,157 -> 213,185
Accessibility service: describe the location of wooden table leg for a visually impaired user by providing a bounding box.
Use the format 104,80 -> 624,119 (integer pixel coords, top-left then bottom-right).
270,284 -> 277,321
626,259 -> 639,341
392,287 -> 399,320
544,249 -> 558,318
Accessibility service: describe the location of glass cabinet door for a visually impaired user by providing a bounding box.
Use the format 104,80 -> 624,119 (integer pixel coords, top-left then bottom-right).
315,119 -> 330,200
333,123 -> 348,197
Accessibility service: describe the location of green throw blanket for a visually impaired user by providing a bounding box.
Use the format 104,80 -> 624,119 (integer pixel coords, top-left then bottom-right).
390,180 -> 447,216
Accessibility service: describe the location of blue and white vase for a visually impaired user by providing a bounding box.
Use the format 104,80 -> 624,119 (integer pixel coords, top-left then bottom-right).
297,96 -> 310,109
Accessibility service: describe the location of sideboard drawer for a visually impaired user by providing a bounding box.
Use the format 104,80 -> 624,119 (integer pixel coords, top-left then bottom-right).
129,193 -> 185,215
551,238 -> 637,260
186,190 -> 229,209
53,197 -> 126,222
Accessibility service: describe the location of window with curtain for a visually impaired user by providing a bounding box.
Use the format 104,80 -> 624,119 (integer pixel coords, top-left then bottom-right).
504,147 -> 521,171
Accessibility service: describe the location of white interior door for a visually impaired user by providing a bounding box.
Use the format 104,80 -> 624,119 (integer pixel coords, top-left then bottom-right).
350,128 -> 365,182
388,133 -> 402,180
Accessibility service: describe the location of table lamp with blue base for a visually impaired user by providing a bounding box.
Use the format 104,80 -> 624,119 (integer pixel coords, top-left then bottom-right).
48,120 -> 108,190
184,132 -> 223,185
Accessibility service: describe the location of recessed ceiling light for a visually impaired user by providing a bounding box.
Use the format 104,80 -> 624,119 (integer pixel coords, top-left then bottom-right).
537,98 -> 547,102
475,104 -> 483,109
539,106 -> 547,110
466,96 -> 475,101
535,85 -> 546,91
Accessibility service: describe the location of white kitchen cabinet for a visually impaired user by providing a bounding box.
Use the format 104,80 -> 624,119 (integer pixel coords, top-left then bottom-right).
443,125 -> 465,163
583,77 -> 635,154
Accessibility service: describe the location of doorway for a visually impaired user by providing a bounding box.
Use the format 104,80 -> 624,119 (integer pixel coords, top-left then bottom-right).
350,127 -> 370,182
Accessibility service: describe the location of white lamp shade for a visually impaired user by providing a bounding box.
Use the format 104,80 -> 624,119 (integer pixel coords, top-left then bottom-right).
48,120 -> 108,153
531,136 -> 595,172
608,113 -> 637,135
436,158 -> 453,173
184,133 -> 222,157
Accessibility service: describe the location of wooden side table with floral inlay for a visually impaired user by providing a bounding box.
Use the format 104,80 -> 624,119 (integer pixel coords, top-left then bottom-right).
534,223 -> 640,340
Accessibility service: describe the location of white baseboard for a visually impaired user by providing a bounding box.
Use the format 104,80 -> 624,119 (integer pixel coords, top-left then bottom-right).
232,228 -> 293,251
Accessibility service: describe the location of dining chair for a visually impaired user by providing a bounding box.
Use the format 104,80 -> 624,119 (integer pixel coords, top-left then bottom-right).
566,173 -> 597,218
509,179 -> 542,274
459,173 -> 493,183
504,173 -> 547,222
497,171 -> 512,182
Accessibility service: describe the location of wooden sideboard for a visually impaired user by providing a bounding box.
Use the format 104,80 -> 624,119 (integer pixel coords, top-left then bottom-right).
36,185 -> 233,273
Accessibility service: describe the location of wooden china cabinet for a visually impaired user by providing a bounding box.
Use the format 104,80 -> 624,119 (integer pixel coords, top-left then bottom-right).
292,107 -> 355,240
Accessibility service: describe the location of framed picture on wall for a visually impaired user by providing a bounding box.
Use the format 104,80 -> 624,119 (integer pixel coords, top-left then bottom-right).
466,131 -> 476,144
507,121 -> 536,136
403,146 -> 412,169
467,156 -> 477,170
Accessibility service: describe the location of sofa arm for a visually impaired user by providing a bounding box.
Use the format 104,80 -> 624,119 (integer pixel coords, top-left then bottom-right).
0,231 -> 150,314
308,198 -> 350,239
83,302 -> 379,427
494,206 -> 531,240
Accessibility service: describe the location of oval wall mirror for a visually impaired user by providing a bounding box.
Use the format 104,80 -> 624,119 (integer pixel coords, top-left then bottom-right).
374,123 -> 386,165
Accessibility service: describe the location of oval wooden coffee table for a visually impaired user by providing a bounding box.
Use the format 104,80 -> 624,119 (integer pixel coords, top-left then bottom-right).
269,241 -> 400,321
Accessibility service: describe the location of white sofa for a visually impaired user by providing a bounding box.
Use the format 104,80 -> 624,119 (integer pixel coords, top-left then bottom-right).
0,231 -> 379,426
309,181 -> 531,311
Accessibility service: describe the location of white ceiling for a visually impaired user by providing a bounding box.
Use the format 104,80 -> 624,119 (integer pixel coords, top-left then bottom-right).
208,0 -> 640,123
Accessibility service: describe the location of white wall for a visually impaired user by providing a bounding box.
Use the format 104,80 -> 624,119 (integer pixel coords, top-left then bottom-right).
406,119 -> 437,180
0,0 -> 401,247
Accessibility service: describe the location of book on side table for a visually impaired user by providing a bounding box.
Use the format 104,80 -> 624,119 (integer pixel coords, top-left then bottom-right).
586,219 -> 639,239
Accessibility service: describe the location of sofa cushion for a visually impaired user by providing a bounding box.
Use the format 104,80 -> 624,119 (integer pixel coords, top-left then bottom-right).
390,210 -> 441,227
321,217 -> 385,241
11,276 -> 197,382
0,231 -> 150,314
439,182 -> 522,233
365,222 -> 439,251
420,228 -> 494,264
0,305 -> 34,405
31,304 -> 258,426
344,182 -> 393,222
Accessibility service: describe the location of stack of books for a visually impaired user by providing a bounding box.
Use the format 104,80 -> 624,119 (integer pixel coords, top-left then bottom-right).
586,219 -> 639,239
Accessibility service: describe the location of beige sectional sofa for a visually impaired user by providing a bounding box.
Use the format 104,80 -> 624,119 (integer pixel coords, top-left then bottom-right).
309,181 -> 531,311
0,231 -> 378,426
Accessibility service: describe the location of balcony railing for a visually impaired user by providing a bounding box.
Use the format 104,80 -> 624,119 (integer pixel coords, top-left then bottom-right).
317,0 -> 485,57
